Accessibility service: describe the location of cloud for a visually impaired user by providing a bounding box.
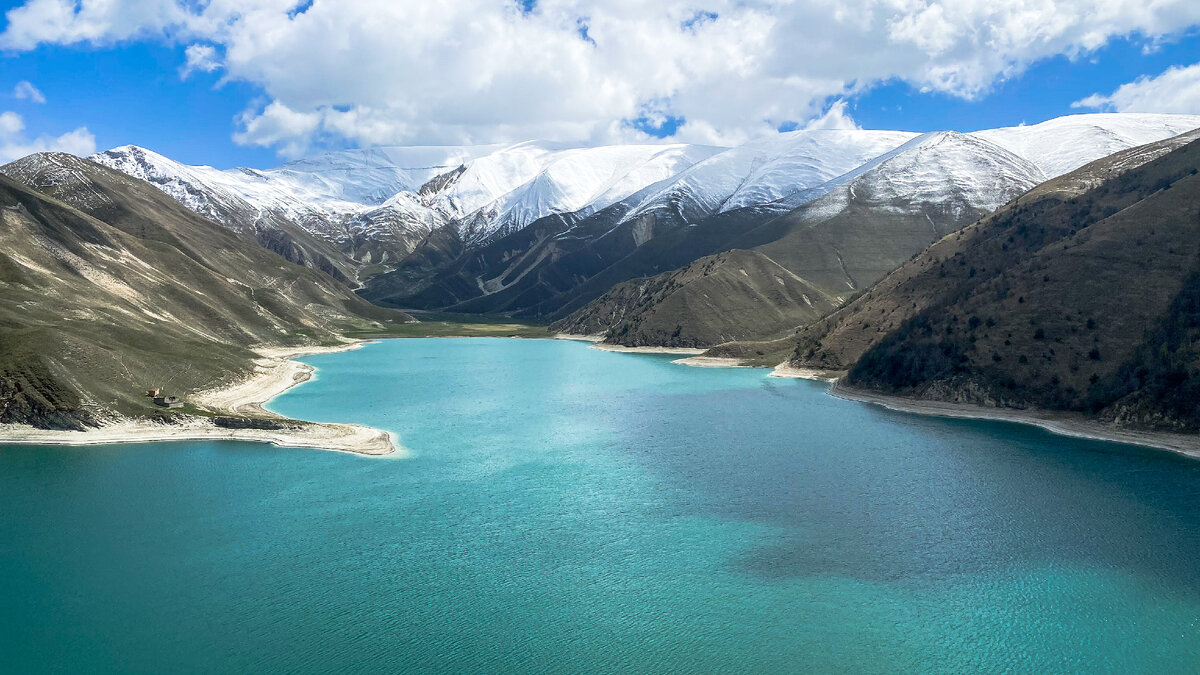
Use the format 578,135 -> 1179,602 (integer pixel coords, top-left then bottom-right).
0,0 -> 187,51
180,43 -> 222,79
13,80 -> 46,103
1073,61 -> 1200,113
802,101 -> 861,131
4,0 -> 1200,156
0,110 -> 96,163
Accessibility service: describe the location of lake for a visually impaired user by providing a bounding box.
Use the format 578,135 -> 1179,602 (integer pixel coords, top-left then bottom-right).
2,338 -> 1198,673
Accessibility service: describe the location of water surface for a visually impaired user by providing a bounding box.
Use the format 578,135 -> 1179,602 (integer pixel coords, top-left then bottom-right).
2,338 -> 1198,673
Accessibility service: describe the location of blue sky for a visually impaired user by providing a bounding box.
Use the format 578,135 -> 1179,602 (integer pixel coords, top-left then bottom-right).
3,1 -> 1200,169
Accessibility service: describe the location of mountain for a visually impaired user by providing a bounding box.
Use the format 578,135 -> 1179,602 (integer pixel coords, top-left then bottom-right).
89,144 -> 486,281
366,114 -> 1200,331
89,141 -> 725,282
784,129 -> 1200,432
360,128 -> 924,314
614,129 -> 918,224
973,112 -> 1200,177
552,131 -> 1048,346
0,153 -> 409,430
550,249 -> 842,347
425,141 -> 725,243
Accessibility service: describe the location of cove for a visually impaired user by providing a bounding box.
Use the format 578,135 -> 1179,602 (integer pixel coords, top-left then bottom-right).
1,338 -> 1199,674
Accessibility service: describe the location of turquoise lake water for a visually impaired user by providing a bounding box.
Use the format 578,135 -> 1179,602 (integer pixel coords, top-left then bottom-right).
2,338 -> 1199,674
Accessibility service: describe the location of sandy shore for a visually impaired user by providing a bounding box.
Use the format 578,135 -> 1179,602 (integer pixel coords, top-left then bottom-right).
830,381 -> 1200,460
767,363 -> 842,381
0,341 -> 401,457
550,332 -> 604,342
590,343 -> 706,355
552,333 -> 706,354
673,356 -> 754,368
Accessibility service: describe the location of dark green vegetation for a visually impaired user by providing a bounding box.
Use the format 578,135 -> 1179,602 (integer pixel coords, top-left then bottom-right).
789,131 -> 1200,432
0,154 -> 410,429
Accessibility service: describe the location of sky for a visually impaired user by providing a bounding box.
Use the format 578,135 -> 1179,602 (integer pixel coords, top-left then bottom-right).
2,0 -> 1200,169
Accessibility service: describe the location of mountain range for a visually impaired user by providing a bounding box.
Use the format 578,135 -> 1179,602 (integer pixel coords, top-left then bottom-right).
91,114 -> 1200,323
5,111 -> 1200,434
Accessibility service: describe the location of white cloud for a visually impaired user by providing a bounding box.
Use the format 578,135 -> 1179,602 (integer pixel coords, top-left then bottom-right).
803,101 -> 861,131
0,110 -> 96,163
3,0 -> 1200,156
0,0 -> 187,51
1073,61 -> 1200,113
13,80 -> 46,103
180,43 -> 222,79
0,111 -> 23,136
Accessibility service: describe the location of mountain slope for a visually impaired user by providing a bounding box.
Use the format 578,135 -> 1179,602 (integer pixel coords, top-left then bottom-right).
786,130 -> 1200,431
556,132 -> 1046,347
364,114 -> 1199,330
551,249 -> 841,347
361,129 -> 921,315
0,153 -> 409,429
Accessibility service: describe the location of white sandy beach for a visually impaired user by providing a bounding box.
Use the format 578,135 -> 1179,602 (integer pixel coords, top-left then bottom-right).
590,343 -> 706,355
550,332 -> 604,342
0,341 -> 401,457
672,356 -> 754,368
767,363 -> 842,381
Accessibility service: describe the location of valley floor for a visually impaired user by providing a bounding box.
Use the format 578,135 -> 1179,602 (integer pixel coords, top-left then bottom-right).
0,343 -> 400,457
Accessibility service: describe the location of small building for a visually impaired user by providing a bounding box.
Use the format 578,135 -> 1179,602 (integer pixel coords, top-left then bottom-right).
154,395 -> 183,409
147,387 -> 162,397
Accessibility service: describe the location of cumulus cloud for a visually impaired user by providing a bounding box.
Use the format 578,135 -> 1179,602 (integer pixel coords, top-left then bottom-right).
1073,61 -> 1200,113
13,80 -> 46,103
3,0 -> 1200,156
0,110 -> 96,162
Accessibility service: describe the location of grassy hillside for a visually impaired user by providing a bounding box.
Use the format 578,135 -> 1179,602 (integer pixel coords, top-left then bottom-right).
788,132 -> 1200,431
550,249 -> 839,348
0,154 -> 410,429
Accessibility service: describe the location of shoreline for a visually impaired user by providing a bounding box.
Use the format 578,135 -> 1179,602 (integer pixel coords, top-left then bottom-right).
591,343 -> 706,355
552,333 -> 706,355
829,381 -> 1200,461
0,341 -> 401,457
670,354 -> 1200,460
672,356 -> 754,368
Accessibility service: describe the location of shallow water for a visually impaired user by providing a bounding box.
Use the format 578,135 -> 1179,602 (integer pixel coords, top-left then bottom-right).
2,338 -> 1198,674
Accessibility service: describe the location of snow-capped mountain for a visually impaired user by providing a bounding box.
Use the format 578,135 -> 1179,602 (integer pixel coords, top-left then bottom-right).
424,141 -> 726,242
361,113 -> 1200,319
619,129 -> 918,224
88,112 -> 1200,293
795,131 -> 1046,225
973,113 -> 1200,178
91,144 -> 490,274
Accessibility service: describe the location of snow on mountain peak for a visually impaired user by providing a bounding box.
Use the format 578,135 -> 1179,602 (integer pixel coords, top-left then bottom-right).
80,112 -> 1200,273
972,112 -> 1200,178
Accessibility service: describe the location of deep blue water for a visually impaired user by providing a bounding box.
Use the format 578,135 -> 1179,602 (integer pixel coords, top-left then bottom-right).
2,338 -> 1199,674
